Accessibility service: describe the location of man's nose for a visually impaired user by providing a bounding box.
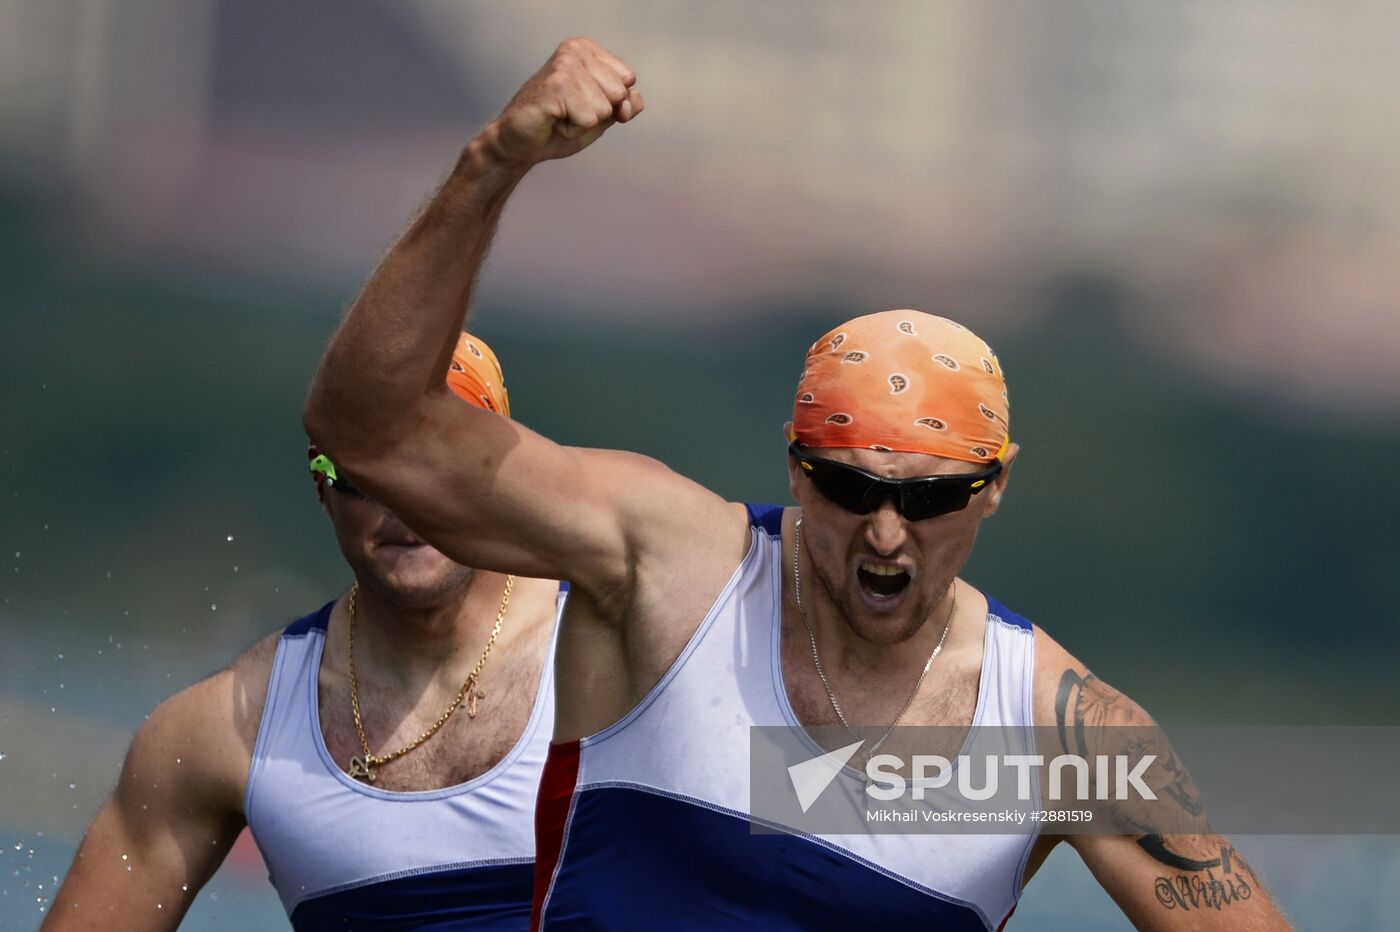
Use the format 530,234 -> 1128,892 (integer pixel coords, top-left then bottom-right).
864,499 -> 907,556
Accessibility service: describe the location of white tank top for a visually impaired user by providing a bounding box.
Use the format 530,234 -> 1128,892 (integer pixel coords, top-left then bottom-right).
534,507 -> 1037,931
246,586 -> 565,930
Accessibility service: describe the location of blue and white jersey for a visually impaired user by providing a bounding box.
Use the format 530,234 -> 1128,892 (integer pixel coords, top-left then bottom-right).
533,505 -> 1037,931
246,586 -> 565,931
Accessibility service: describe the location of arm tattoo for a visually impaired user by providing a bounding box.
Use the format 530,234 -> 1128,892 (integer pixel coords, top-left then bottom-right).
1055,669 -> 1265,912
1138,835 -> 1221,871
1054,669 -> 1205,823
1148,843 -> 1262,912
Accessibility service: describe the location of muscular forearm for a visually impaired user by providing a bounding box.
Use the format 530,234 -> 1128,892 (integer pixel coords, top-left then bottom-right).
303,133 -> 525,457
304,38 -> 641,466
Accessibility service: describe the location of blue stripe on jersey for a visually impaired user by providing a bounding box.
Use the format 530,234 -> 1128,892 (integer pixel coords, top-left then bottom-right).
282,601 -> 334,638
984,595 -> 1032,632
744,502 -> 784,538
290,860 -> 535,931
544,787 -> 988,930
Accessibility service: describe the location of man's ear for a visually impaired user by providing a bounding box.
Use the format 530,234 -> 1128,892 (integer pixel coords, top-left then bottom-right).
782,421 -> 802,501
980,442 -> 1019,518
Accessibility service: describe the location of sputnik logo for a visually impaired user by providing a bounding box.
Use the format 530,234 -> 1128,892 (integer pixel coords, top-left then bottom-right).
787,740 -> 864,813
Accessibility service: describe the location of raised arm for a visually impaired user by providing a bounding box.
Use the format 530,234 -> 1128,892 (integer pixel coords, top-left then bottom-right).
302,38 -> 741,606
1032,633 -> 1292,930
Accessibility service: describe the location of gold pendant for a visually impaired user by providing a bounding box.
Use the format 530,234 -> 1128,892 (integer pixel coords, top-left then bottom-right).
466,688 -> 485,719
347,755 -> 375,783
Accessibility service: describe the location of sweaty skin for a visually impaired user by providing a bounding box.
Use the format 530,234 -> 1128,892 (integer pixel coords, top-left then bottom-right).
302,37 -> 1291,930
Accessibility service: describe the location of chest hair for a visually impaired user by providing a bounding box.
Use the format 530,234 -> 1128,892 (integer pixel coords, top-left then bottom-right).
318,644 -> 546,792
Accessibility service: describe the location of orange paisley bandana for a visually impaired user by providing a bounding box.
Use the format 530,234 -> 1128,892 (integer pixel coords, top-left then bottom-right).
446,332 -> 510,417
792,310 -> 1009,464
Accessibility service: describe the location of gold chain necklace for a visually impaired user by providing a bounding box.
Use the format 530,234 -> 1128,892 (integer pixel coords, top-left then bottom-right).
792,516 -> 954,767
345,576 -> 514,783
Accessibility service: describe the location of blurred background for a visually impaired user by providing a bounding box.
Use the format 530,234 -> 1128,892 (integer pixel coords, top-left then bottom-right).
2,1 -> 1397,928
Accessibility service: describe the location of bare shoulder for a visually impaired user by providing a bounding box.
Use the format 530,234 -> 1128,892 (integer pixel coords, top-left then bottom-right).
1030,623 -> 1155,733
121,629 -> 282,813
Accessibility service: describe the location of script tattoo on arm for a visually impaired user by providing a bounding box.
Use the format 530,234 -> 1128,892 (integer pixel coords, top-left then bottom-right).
1146,841 -> 1263,913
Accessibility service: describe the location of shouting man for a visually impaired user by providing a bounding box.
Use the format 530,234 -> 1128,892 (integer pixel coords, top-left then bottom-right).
303,39 -> 1290,931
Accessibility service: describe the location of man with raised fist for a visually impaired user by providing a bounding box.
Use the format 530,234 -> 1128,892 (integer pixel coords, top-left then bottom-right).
305,38 -> 1290,931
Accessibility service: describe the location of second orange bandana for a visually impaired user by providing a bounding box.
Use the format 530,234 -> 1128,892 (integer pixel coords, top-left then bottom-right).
447,332 -> 511,417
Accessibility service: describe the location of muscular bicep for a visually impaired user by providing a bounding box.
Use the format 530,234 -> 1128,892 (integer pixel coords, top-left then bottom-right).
332,389 -> 739,601
44,685 -> 248,931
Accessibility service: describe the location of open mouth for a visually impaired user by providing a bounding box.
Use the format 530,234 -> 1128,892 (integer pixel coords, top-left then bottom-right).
857,562 -> 911,600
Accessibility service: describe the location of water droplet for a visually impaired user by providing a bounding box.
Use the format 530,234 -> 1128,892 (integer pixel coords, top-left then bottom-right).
120,854 -> 128,861
175,758 -> 182,764
181,884 -> 188,891
68,783 -> 75,790
0,752 -> 7,762
233,565 -> 239,573
209,604 -> 217,612
13,552 -> 19,559
226,535 -> 233,542
156,903 -> 163,910
13,842 -> 21,851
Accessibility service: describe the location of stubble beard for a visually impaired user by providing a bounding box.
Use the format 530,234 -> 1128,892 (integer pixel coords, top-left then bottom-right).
352,552 -> 475,611
808,549 -> 946,647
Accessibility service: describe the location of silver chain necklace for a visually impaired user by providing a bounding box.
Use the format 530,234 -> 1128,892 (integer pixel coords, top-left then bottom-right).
792,516 -> 955,763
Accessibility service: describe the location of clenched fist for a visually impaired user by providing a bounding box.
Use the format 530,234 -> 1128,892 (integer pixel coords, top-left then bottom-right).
484,38 -> 643,169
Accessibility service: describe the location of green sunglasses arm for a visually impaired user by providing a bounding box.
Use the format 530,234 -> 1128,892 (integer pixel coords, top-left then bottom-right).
308,453 -> 340,482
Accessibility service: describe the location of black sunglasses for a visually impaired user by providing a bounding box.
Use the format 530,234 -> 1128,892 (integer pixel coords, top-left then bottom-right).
788,442 -> 1001,521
